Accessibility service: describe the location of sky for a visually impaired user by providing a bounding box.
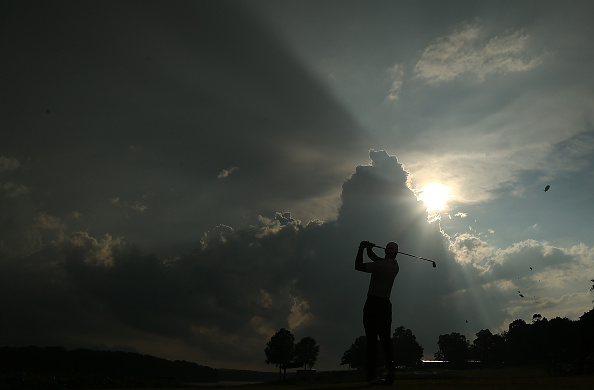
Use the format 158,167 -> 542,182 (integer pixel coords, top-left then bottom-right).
1,0 -> 594,371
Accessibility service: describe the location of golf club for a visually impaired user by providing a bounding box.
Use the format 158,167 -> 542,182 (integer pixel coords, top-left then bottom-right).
372,244 -> 437,268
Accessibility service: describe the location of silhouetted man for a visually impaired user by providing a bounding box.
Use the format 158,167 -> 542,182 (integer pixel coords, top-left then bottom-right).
355,240 -> 399,385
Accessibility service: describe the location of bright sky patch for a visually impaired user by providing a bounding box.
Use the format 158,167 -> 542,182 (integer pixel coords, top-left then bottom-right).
419,183 -> 450,212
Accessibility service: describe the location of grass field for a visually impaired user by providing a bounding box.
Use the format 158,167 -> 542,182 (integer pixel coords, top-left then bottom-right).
122,365 -> 594,390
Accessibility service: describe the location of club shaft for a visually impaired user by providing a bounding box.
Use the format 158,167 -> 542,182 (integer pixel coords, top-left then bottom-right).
373,245 -> 436,263
398,251 -> 435,263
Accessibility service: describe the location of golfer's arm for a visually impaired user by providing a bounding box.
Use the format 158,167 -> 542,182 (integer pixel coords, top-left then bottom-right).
355,246 -> 366,272
366,247 -> 383,262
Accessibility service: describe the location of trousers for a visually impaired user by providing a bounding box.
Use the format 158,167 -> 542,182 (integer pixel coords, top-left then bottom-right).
363,296 -> 394,380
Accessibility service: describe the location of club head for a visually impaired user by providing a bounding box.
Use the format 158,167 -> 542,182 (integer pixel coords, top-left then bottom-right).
432,262 -> 436,268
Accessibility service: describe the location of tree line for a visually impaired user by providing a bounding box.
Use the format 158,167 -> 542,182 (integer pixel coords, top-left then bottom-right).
435,308 -> 594,372
340,307 -> 594,374
0,346 -> 218,388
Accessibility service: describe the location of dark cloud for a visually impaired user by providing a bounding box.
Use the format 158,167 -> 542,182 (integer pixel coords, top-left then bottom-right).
0,0 -> 365,256
0,150 -> 469,369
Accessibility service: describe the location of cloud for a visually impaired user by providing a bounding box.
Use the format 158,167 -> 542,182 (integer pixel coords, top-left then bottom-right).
131,202 -> 148,213
109,197 -> 148,214
401,99 -> 594,205
67,232 -> 124,267
34,213 -> 66,231
448,234 -> 591,278
0,0 -> 368,263
288,294 -> 313,331
0,156 -> 20,172
0,157 -> 27,198
1,182 -> 29,198
217,167 -> 239,179
442,233 -> 594,335
449,233 -> 493,267
413,19 -> 543,85
448,234 -> 594,300
0,150 -> 459,368
385,18 -> 592,206
386,64 -> 405,101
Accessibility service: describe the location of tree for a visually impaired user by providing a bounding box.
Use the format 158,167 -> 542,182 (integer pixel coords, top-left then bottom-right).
546,317 -> 580,364
392,326 -> 424,367
578,308 -> 594,361
590,279 -> 594,302
470,329 -> 505,366
505,319 -> 530,364
295,337 -> 320,370
265,328 -> 295,380
340,336 -> 367,370
435,332 -> 469,367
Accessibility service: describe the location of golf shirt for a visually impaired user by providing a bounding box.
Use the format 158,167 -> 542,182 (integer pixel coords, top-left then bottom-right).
365,258 -> 399,298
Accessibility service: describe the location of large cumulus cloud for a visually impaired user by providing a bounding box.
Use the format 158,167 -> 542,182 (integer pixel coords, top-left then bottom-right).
0,150 -> 464,369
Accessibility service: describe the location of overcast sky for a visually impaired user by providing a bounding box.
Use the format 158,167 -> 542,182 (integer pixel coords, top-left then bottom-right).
2,0 -> 594,371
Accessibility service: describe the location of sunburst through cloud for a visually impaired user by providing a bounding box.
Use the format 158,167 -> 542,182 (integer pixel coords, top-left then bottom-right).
418,183 -> 450,212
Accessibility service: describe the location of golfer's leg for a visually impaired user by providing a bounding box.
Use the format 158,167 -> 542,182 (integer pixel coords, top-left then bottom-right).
379,301 -> 395,383
378,306 -> 393,367
380,330 -> 394,370
365,330 -> 378,380
363,302 -> 378,381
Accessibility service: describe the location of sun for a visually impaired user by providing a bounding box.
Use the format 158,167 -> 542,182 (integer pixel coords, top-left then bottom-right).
419,183 -> 450,212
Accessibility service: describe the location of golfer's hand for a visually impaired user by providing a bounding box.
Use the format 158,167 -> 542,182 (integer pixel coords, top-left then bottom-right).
359,240 -> 371,249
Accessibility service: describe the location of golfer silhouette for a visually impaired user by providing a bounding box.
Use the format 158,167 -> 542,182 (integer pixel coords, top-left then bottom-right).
355,240 -> 399,385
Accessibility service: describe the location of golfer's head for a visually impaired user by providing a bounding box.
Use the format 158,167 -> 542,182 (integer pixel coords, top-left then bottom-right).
385,242 -> 398,258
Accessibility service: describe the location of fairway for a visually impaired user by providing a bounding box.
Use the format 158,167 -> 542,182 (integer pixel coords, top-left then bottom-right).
126,366 -> 594,390
134,376 -> 592,390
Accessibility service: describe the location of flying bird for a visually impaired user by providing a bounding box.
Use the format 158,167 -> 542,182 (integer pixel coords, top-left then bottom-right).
544,185 -> 550,192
